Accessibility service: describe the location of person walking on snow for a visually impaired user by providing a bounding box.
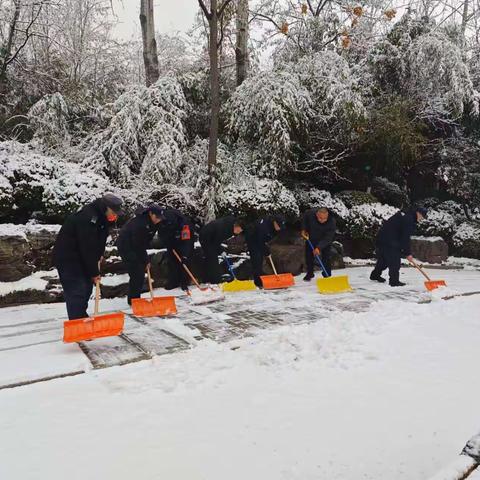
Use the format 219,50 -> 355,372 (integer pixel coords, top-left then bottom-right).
53,194 -> 124,320
116,204 -> 164,305
156,208 -> 195,292
301,207 -> 336,282
199,216 -> 244,284
370,206 -> 428,287
245,215 -> 286,288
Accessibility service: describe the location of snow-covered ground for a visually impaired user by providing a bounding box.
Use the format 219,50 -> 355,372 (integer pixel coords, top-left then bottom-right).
0,266 -> 480,480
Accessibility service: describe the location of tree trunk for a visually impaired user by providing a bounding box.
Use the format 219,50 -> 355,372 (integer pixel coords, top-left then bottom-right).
139,0 -> 160,87
235,0 -> 249,86
207,0 -> 220,177
462,0 -> 469,36
0,0 -> 21,92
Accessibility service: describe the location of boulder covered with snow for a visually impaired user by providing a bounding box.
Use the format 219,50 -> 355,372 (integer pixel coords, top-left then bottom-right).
411,236 -> 448,264
0,224 -> 33,281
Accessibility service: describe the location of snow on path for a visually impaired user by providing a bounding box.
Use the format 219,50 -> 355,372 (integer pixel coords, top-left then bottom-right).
0,267 -> 479,479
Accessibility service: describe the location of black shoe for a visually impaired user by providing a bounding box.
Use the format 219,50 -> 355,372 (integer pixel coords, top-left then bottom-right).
164,282 -> 179,291
389,281 -> 406,287
370,273 -> 386,283
303,273 -> 314,282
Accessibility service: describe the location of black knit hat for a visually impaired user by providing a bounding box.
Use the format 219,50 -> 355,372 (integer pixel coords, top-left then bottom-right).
102,193 -> 124,214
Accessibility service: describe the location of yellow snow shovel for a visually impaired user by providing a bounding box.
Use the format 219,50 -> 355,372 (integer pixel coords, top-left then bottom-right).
303,234 -> 352,294
221,254 -> 256,292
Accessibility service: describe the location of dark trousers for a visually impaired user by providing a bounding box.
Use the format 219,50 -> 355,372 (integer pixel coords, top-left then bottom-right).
201,244 -> 222,284
166,240 -> 194,290
248,247 -> 264,287
57,266 -> 93,320
305,243 -> 332,277
123,259 -> 146,304
371,245 -> 401,284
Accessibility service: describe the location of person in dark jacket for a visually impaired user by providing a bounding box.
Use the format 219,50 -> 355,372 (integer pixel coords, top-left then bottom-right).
116,204 -> 164,305
156,208 -> 195,291
370,207 -> 428,286
53,194 -> 124,320
301,207 -> 336,281
199,216 -> 244,284
245,215 -> 285,288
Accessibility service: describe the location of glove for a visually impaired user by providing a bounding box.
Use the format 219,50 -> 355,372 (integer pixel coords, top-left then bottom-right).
301,230 -> 309,240
313,248 -> 321,256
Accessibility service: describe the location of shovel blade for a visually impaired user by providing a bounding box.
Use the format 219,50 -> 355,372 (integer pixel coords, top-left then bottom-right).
63,312 -> 124,343
221,279 -> 257,292
261,273 -> 295,290
132,296 -> 177,317
189,288 -> 225,305
317,275 -> 352,294
425,280 -> 447,291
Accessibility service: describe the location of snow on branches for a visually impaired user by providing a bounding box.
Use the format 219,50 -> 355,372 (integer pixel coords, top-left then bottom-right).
83,76 -> 188,186
226,70 -> 313,177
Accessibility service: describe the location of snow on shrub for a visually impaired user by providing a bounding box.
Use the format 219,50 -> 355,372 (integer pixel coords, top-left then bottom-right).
218,178 -> 299,219
28,93 -> 71,149
435,200 -> 467,222
335,190 -> 378,208
295,187 -> 349,219
0,141 -> 112,222
344,203 -> 398,240
417,209 -> 456,240
83,76 -> 188,186
452,222 -> 480,259
371,177 -> 409,208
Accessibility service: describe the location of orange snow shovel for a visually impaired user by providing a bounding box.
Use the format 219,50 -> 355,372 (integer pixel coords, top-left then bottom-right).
408,258 -> 447,291
132,266 -> 177,317
261,256 -> 295,290
63,280 -> 124,343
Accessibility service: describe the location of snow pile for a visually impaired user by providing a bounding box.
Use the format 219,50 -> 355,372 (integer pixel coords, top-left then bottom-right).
0,271 -> 51,296
0,224 -> 28,240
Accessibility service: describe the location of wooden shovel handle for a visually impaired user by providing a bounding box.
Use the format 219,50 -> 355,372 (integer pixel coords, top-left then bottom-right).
408,258 -> 431,281
172,249 -> 202,290
94,280 -> 100,316
146,265 -> 154,299
268,255 -> 279,276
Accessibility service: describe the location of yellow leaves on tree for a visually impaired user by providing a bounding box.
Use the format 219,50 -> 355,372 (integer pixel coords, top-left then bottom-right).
353,6 -> 363,16
384,9 -> 397,20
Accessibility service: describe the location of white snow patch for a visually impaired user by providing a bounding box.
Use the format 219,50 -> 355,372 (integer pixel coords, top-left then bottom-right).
0,271 -> 50,296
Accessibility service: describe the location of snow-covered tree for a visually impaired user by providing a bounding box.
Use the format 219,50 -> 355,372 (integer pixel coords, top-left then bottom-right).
226,69 -> 313,177
83,76 -> 188,186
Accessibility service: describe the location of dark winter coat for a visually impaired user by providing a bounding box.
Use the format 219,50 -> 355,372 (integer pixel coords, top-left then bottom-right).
116,212 -> 159,265
199,216 -> 236,254
157,208 -> 193,257
53,199 -> 110,278
301,209 -> 336,249
245,217 -> 277,256
376,210 -> 417,256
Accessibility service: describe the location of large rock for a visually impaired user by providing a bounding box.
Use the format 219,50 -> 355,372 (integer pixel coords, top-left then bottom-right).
24,224 -> 60,271
411,236 -> 448,264
0,225 -> 33,281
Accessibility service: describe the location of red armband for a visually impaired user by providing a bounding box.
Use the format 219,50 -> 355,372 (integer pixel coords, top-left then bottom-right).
181,225 -> 191,240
